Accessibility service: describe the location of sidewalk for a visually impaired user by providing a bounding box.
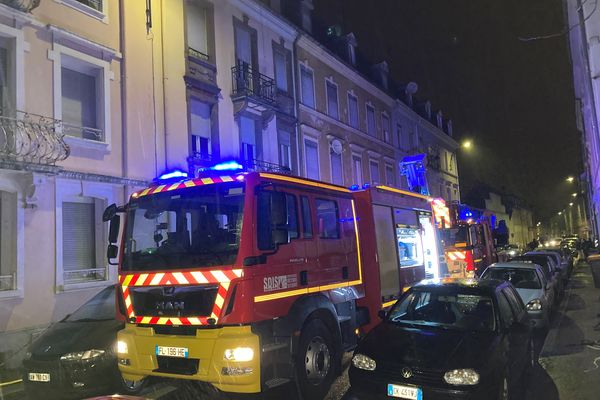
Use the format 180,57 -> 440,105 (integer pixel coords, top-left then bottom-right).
536,260 -> 600,400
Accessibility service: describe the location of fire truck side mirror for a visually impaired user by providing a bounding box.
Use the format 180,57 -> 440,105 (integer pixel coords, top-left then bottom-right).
103,203 -> 118,222
108,215 -> 121,244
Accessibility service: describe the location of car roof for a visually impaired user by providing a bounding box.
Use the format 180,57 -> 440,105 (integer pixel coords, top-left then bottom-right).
414,277 -> 508,294
486,262 -> 541,270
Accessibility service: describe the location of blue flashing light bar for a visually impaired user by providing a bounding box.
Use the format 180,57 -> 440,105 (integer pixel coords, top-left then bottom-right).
349,184 -> 361,191
157,170 -> 188,181
210,160 -> 244,171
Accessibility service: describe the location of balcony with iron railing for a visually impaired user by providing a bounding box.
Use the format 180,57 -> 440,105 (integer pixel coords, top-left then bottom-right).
0,0 -> 40,13
231,62 -> 277,107
0,110 -> 70,166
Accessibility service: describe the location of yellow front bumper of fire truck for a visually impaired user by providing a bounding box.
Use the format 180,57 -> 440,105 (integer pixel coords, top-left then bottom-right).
116,324 -> 261,393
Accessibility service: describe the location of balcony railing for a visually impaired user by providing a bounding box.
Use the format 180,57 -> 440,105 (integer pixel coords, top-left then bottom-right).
188,47 -> 209,62
0,0 -> 40,12
63,122 -> 104,142
231,62 -> 276,105
243,158 -> 291,174
0,273 -> 16,291
64,267 -> 106,284
0,110 -> 70,165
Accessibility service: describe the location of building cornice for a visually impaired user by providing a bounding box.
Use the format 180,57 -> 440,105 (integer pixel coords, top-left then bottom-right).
47,24 -> 121,61
297,34 -> 395,108
231,0 -> 298,42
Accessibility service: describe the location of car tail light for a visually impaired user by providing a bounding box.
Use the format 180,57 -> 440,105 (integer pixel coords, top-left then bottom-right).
465,251 -> 475,272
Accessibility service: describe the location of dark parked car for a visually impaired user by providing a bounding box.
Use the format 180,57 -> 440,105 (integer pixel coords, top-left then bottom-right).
510,254 -> 563,303
346,279 -> 534,400
22,285 -> 145,399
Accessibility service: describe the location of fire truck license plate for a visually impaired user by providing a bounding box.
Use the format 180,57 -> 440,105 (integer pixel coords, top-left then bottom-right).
28,373 -> 50,382
156,346 -> 188,358
387,383 -> 422,399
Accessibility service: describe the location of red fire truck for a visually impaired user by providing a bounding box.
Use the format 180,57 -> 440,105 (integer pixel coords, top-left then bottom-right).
104,166 -> 442,399
435,201 -> 499,278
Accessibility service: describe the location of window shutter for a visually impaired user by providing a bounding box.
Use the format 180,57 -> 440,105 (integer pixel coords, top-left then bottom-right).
301,66 -> 314,108
235,26 -> 252,65
186,3 -> 208,55
305,140 -> 319,179
331,152 -> 343,185
326,81 -> 338,119
63,201 -> 96,272
274,49 -> 288,91
61,66 -> 97,130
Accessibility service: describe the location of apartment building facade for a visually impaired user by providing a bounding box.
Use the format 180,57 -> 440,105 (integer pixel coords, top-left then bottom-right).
0,0 -> 137,367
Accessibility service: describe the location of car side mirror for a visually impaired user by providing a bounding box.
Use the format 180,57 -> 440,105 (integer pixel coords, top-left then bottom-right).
378,309 -> 387,319
107,244 -> 119,266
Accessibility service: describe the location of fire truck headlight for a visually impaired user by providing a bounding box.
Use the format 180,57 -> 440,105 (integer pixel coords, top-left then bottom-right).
224,347 -> 254,362
117,340 -> 128,355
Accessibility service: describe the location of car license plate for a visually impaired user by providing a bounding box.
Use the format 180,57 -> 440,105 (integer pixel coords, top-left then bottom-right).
156,345 -> 188,358
387,383 -> 422,400
28,373 -> 50,382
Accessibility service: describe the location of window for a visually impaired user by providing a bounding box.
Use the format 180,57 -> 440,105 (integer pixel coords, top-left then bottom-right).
396,124 -> 402,149
408,130 -> 414,150
316,199 -> 340,239
61,63 -> 101,141
62,198 -> 105,285
186,0 -> 209,58
353,155 -> 363,185
382,114 -> 391,143
75,0 -> 103,12
331,150 -> 343,185
366,104 -> 376,136
273,47 -> 290,92
234,24 -> 254,66
370,160 -> 380,184
285,193 -> 299,240
385,164 -> 394,186
301,196 -> 313,238
348,93 -> 359,129
0,38 -> 12,113
497,291 -> 515,327
304,139 -> 319,179
189,98 -> 211,158
278,129 -> 292,169
300,64 -> 315,108
240,116 -> 258,162
0,191 -> 17,292
326,80 -> 339,119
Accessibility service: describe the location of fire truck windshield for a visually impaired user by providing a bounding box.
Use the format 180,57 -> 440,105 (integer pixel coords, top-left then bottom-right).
122,183 -> 245,271
440,225 -> 469,247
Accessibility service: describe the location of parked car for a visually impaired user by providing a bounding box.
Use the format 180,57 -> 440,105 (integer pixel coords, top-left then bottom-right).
480,262 -> 553,328
530,250 -> 569,284
544,247 -> 573,277
347,279 -> 534,400
22,285 -> 145,399
510,254 -> 562,304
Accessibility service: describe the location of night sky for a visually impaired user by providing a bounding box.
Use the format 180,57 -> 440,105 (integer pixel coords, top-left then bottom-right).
313,0 -> 582,221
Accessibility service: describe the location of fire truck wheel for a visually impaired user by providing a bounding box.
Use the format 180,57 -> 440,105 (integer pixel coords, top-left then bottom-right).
295,319 -> 337,400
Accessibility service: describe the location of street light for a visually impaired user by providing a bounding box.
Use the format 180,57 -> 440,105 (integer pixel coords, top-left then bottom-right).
462,140 -> 472,149
566,176 -> 574,183
569,202 -> 574,206
558,211 -> 562,215
572,193 -> 577,197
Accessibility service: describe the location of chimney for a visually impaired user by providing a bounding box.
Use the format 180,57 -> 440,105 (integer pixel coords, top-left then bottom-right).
372,61 -> 389,90
300,0 -> 314,33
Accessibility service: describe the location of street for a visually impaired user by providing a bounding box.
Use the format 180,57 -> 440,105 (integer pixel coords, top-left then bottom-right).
4,258 -> 596,400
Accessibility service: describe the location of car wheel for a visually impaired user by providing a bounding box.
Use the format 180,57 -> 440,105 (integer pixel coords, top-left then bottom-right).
120,376 -> 146,394
295,319 -> 338,400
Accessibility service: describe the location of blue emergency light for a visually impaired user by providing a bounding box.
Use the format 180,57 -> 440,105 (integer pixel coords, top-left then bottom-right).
157,170 -> 188,180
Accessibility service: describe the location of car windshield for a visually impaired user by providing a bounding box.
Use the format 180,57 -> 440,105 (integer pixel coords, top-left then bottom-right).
387,289 -> 496,331
122,182 -> 245,271
65,286 -> 116,322
511,256 -> 552,277
482,268 -> 542,290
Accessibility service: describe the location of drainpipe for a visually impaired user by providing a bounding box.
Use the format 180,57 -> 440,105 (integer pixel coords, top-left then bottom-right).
291,31 -> 301,176
119,0 -> 128,193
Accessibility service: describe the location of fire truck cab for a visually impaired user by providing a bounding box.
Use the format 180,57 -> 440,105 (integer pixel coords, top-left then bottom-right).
105,166 -> 442,399
438,202 -> 498,278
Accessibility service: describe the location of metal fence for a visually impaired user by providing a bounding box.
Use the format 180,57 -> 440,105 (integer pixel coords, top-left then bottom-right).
231,62 -> 276,104
63,268 -> 106,284
0,273 -> 15,291
0,110 -> 70,165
